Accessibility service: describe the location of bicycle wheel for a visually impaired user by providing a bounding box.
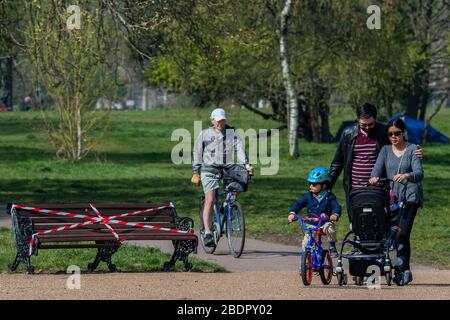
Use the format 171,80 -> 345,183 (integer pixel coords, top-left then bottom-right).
199,196 -> 217,254
319,250 -> 333,285
385,271 -> 392,286
301,250 -> 313,286
225,201 -> 245,258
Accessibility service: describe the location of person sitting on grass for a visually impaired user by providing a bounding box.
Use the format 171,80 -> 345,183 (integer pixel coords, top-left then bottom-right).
288,167 -> 341,257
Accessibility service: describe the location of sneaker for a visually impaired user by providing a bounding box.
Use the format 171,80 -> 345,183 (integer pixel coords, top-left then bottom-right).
329,246 -> 338,258
203,233 -> 215,247
328,242 -> 338,257
393,269 -> 412,286
402,270 -> 413,285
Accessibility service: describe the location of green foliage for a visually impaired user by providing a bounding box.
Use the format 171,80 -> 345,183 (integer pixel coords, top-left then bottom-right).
0,0 -> 23,58
136,0 -> 280,107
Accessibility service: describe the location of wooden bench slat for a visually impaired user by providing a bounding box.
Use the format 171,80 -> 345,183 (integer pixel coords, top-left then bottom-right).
38,228 -> 190,236
39,234 -> 196,242
33,222 -> 176,230
19,216 -> 176,223
13,203 -> 172,209
40,244 -> 120,249
15,209 -> 174,216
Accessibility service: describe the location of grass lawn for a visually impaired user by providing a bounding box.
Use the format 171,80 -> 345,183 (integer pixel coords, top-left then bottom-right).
0,106 -> 449,269
0,227 -> 223,273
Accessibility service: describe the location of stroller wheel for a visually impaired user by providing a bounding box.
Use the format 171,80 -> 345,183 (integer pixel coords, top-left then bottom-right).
337,272 -> 347,286
353,276 -> 364,286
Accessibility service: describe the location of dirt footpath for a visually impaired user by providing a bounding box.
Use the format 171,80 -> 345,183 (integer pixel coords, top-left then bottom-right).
1,271 -> 450,300
1,212 -> 449,300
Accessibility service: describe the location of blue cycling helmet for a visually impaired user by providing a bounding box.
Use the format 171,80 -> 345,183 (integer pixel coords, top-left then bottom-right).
307,167 -> 332,184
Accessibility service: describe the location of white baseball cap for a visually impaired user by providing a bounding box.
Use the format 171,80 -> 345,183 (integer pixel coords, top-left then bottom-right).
210,108 -> 227,121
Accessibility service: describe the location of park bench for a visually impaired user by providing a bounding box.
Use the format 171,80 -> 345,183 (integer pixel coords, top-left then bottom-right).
6,203 -> 198,274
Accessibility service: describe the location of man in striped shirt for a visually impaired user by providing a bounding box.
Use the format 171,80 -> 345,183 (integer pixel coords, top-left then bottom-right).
329,103 -> 422,223
351,132 -> 378,189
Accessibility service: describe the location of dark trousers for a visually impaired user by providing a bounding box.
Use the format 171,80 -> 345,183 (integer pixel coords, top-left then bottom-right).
345,192 -> 352,223
396,203 -> 418,271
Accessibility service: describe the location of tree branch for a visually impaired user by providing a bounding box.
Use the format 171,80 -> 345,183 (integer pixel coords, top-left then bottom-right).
238,99 -> 279,121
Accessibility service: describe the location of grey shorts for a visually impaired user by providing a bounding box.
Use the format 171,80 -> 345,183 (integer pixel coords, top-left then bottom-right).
201,171 -> 221,193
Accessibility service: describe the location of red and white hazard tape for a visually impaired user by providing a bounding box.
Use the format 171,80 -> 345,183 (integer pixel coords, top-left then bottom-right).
11,203 -> 194,256
90,204 -> 122,242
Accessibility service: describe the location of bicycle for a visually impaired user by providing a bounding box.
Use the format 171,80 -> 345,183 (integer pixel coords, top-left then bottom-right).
198,167 -> 248,258
289,213 -> 334,286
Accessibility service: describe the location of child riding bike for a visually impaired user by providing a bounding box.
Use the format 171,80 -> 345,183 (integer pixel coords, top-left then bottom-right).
288,167 -> 341,257
191,108 -> 253,247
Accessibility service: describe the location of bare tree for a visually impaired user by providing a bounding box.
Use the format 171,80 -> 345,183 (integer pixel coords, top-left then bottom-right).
22,0 -> 120,160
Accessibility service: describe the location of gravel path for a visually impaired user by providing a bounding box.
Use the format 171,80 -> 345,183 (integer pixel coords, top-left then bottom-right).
1,271 -> 449,300
1,213 -> 449,300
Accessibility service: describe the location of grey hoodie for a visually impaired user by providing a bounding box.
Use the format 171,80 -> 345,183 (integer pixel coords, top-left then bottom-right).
192,125 -> 249,174
370,143 -> 424,207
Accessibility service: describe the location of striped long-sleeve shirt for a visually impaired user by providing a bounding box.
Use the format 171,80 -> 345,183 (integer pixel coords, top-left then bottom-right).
351,132 -> 377,189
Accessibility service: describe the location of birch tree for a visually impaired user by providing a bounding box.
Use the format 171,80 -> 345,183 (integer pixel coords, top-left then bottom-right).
279,0 -> 299,157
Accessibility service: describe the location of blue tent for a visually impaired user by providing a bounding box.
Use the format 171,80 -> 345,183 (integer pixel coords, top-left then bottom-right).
334,115 -> 449,144
389,114 -> 449,144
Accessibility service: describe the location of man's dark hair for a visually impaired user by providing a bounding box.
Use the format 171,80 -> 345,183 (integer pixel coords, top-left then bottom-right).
356,102 -> 377,119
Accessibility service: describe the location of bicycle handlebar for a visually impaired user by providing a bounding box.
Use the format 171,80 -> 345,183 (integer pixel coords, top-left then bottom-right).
288,213 -> 328,231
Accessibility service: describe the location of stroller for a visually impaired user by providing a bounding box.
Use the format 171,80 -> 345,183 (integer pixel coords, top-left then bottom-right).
335,182 -> 400,286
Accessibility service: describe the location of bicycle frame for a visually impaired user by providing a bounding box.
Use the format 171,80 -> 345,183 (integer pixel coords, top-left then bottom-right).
213,189 -> 240,236
294,214 -> 327,270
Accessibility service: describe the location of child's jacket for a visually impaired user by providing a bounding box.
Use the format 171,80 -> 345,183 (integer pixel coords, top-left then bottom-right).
290,190 -> 341,217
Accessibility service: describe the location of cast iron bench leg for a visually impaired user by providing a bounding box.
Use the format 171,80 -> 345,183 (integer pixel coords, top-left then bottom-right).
10,214 -> 35,274
88,241 -> 119,272
163,239 -> 197,272
163,216 -> 197,271
8,251 -> 35,274
8,254 -> 19,272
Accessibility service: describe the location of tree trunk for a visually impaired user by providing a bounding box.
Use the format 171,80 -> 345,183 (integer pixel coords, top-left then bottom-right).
76,107 -> 82,160
280,0 -> 299,157
406,65 -> 429,120
418,73 -> 430,121
297,95 -> 313,141
309,100 -> 321,142
320,102 -> 332,142
4,58 -> 13,110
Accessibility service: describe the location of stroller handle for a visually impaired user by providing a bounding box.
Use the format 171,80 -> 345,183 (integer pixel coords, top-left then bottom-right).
369,177 -> 407,186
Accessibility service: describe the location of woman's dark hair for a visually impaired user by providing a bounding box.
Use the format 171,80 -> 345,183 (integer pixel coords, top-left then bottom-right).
356,102 -> 377,119
387,118 -> 406,132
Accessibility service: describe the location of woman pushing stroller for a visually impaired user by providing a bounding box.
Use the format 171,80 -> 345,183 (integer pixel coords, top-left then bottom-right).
369,118 -> 424,286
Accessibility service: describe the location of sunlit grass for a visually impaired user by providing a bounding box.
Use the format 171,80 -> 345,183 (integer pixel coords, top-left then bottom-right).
0,106 -> 449,268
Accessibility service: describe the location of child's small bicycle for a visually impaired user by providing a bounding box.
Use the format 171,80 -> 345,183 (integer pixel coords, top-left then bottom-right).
289,213 -> 334,286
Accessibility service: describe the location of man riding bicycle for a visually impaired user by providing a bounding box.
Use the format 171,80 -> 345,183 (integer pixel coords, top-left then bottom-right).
191,108 -> 254,247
